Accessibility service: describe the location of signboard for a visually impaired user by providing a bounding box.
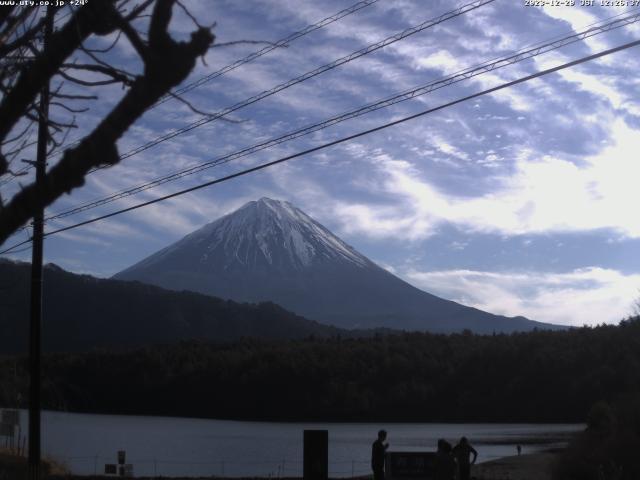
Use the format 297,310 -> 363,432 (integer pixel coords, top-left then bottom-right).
107,455 -> 131,476
386,452 -> 437,480
1,409 -> 19,426
303,430 -> 328,480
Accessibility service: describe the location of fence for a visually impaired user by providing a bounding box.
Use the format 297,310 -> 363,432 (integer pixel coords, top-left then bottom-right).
52,454 -> 372,478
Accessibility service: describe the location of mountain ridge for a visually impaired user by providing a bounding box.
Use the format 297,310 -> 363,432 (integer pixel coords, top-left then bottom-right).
114,198 -> 562,333
0,258 -> 347,354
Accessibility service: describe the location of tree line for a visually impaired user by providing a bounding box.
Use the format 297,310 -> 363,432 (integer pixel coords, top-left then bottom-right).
2,317 -> 639,423
0,260 -> 344,354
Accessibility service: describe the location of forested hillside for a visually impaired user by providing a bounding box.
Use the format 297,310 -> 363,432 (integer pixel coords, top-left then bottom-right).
0,260 -> 344,353
2,318 -> 639,422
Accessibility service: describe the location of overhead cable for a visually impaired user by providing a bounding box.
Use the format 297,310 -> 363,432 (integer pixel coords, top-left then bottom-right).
44,10 -> 640,223
2,35 -> 638,255
109,0 -> 497,162
39,0 -> 381,162
155,0 -> 381,106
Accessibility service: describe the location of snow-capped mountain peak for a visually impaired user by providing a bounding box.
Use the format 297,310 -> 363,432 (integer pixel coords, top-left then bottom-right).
115,197 -> 552,333
135,198 -> 369,273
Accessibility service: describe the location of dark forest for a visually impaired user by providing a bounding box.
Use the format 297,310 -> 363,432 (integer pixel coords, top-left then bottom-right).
2,318 -> 639,423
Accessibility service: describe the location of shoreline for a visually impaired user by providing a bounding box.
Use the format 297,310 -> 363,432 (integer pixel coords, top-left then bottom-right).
3,451 -> 561,480
3,406 -> 587,424
473,450 -> 560,480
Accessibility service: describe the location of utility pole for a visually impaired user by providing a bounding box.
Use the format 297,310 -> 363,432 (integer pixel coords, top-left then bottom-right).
28,7 -> 53,480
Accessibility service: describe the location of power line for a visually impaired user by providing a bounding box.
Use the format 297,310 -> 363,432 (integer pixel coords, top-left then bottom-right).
2,239 -> 35,255
1,243 -> 32,255
155,0 -> 380,106
0,164 -> 31,187
102,0 -> 496,164
9,0 -> 492,188
41,0 -> 498,218
43,10 -> 640,223
0,5 -> 76,184
40,0 -> 381,163
9,1 -> 636,190
3,0 -> 496,237
2,35 -> 638,255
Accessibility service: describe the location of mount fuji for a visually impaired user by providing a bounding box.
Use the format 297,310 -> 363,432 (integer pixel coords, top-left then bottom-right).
114,198 -> 558,333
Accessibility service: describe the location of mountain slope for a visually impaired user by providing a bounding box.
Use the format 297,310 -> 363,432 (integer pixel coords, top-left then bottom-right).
114,198 -> 559,333
0,259 -> 344,354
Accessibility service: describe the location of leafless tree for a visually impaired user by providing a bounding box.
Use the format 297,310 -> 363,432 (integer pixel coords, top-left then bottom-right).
0,0 -> 215,246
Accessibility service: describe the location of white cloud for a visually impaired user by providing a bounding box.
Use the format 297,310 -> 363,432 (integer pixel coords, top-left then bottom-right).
541,6 -> 598,32
334,119 -> 640,240
540,5 -> 606,53
415,49 -> 464,73
54,230 -> 113,248
435,137 -> 470,162
5,0 -> 640,324
404,267 -> 640,326
557,68 -> 624,108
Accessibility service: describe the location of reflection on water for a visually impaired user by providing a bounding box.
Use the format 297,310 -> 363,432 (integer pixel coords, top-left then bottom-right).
19,410 -> 582,477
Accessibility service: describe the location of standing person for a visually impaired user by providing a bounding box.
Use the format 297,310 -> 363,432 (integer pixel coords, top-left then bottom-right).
371,429 -> 389,480
434,439 -> 456,480
453,436 -> 477,480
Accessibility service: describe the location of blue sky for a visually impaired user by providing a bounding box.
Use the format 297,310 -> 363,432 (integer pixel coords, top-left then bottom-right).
2,0 -> 640,326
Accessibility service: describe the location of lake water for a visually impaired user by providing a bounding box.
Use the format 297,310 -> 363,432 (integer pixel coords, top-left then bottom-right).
12,410 -> 582,477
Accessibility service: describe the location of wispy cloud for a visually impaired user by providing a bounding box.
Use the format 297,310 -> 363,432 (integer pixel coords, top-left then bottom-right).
326,117 -> 640,240
4,1 -> 639,328
404,267 -> 640,326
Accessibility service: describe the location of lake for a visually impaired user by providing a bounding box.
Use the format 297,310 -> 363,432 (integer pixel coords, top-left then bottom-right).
12,410 -> 582,477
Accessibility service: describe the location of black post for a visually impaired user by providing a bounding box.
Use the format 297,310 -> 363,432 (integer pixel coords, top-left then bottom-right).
303,430 -> 328,480
28,7 -> 53,480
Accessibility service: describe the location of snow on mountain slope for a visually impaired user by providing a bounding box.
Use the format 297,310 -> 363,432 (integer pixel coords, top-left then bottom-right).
126,198 -> 369,274
115,198 -> 560,333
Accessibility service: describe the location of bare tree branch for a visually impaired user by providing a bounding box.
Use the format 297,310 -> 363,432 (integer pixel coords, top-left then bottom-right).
3,137 -> 38,162
47,125 -> 73,154
0,0 -> 214,244
51,92 -> 98,101
0,1 -> 121,163
81,30 -> 122,54
0,15 -> 46,57
1,120 -> 35,146
0,7 -> 17,30
3,167 -> 29,178
124,0 -> 156,21
112,13 -> 148,59
0,7 -> 30,48
49,101 -> 90,114
62,62 -> 135,83
58,68 -> 131,87
176,0 -> 203,29
168,91 -> 245,123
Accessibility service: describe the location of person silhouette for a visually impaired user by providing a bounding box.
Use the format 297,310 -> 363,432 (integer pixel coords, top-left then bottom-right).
434,439 -> 456,480
371,429 -> 389,480
517,444 -> 522,456
453,436 -> 477,480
